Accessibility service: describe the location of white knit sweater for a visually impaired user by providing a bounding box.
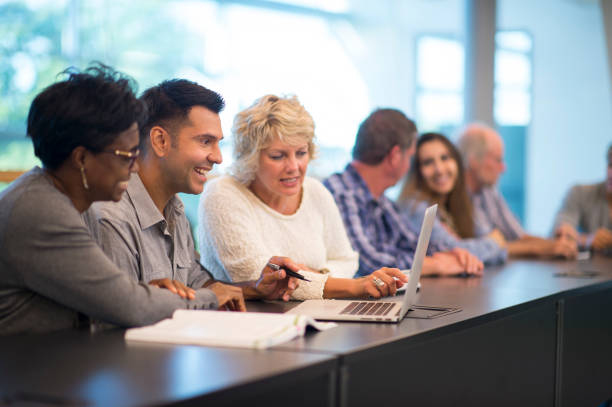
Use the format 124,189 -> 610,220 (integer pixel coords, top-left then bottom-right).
198,175 -> 359,300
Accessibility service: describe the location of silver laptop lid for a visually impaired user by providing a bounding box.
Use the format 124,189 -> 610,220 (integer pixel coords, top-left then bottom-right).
398,204 -> 437,319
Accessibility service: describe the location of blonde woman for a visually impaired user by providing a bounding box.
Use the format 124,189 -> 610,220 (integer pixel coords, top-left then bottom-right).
198,95 -> 407,300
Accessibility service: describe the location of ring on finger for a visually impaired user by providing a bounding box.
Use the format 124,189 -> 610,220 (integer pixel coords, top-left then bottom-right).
372,276 -> 385,288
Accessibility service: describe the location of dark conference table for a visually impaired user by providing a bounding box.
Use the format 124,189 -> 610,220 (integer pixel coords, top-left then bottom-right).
255,256 -> 612,406
0,329 -> 338,407
1,257 -> 611,406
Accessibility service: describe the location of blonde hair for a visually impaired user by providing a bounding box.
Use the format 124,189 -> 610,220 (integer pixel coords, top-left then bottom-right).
230,94 -> 317,185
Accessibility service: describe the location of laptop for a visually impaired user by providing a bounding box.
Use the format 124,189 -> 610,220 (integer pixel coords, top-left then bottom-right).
287,204 -> 454,322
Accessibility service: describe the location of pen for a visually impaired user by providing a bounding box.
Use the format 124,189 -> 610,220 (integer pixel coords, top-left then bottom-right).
267,262 -> 311,282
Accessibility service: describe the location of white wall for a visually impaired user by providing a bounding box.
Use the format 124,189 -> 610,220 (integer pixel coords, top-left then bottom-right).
498,0 -> 612,235
350,0 -> 464,116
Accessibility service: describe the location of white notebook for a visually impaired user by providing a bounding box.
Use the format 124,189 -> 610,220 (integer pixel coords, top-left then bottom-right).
125,310 -> 337,349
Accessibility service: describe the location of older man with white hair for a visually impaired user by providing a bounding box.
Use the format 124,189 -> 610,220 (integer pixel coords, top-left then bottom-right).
457,123 -> 577,259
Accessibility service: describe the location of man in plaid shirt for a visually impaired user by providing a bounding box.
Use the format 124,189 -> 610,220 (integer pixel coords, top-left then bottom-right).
324,109 -> 483,278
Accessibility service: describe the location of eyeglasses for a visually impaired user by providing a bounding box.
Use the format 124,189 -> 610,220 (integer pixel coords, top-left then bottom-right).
100,148 -> 140,168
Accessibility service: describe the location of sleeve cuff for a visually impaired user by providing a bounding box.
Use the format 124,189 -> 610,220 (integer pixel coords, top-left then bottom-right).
290,271 -> 329,300
190,288 -> 219,309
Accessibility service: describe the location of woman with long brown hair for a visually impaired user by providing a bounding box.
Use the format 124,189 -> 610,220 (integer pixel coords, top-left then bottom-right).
398,132 -> 507,264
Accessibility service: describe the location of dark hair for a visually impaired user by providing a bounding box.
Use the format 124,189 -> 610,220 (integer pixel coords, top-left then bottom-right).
352,108 -> 417,165
398,132 -> 475,238
138,79 -> 225,151
26,63 -> 146,170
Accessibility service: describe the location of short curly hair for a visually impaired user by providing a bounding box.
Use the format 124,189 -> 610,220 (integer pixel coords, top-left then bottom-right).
230,94 -> 316,185
27,62 -> 146,170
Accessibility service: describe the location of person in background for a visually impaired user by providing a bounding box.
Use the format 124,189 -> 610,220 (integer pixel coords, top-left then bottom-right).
554,143 -> 612,252
0,64 -> 220,335
85,80 -> 299,310
457,123 -> 577,259
397,132 -> 507,265
199,95 -> 408,300
324,109 -> 484,277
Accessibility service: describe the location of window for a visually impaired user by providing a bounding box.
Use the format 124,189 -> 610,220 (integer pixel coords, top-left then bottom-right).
494,30 -> 532,125
415,35 -> 464,132
0,0 -> 369,179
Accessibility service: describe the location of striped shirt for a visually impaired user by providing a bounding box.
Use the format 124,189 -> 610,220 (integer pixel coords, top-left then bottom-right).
471,185 -> 525,241
324,164 -> 440,277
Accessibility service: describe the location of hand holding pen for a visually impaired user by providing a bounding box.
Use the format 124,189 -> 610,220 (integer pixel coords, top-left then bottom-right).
250,256 -> 304,301
267,262 -> 311,282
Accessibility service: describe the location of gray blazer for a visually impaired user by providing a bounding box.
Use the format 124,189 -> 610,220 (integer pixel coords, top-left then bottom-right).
553,182 -> 611,234
0,168 -> 218,335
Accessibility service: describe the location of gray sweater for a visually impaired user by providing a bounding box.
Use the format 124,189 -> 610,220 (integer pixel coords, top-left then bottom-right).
0,167 -> 218,334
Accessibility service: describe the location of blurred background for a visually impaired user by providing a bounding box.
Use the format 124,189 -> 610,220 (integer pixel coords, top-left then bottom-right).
1,0 -> 610,236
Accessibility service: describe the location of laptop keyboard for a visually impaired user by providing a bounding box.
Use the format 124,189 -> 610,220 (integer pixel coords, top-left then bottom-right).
340,301 -> 395,316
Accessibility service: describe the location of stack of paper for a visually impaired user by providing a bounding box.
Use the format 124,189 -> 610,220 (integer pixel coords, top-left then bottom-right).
125,310 -> 337,349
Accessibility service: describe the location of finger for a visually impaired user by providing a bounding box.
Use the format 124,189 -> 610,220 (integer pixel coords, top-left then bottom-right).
453,249 -> 467,267
287,277 -> 299,291
283,278 -> 299,296
225,297 -> 238,311
183,287 -> 195,300
459,252 -> 469,268
262,267 -> 285,284
175,281 -> 195,296
372,273 -> 391,296
365,281 -> 381,298
472,258 -> 483,273
463,255 -> 473,273
470,257 -> 483,274
381,268 -> 409,282
276,256 -> 301,273
473,257 -> 482,272
226,299 -> 236,311
160,279 -> 178,294
188,287 -> 196,300
171,281 -> 188,298
235,295 -> 247,312
374,271 -> 394,296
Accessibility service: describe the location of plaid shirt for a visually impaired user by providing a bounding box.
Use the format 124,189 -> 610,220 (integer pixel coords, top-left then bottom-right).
324,164 -> 439,277
400,198 -> 507,265
471,185 -> 525,241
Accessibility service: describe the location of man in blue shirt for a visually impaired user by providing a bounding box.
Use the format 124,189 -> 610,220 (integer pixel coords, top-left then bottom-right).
324,108 -> 483,277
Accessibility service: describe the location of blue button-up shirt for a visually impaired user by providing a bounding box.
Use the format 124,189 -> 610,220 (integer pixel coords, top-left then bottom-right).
324,164 -> 439,277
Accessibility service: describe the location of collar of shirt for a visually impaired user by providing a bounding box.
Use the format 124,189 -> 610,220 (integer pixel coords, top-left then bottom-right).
126,174 -> 185,233
343,163 -> 383,206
